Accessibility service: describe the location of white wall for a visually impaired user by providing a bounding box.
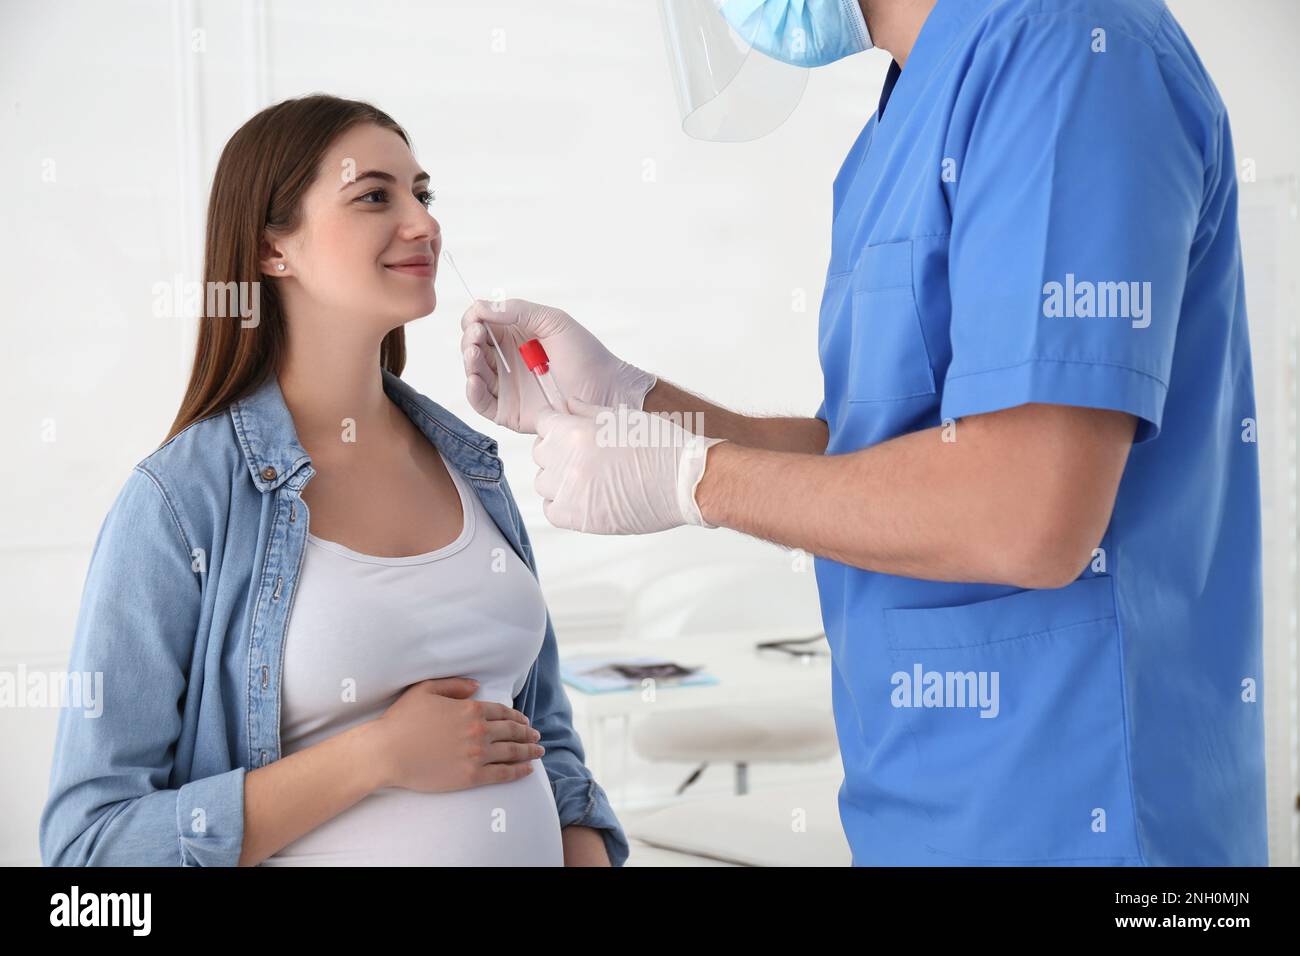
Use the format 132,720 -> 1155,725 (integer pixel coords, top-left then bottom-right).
1169,0 -> 1300,870
1,0 -> 1295,865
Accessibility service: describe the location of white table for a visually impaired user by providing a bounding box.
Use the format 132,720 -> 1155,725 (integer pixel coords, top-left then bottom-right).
559,631 -> 834,805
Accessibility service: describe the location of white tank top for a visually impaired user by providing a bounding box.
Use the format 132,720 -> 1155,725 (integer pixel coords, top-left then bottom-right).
260,450 -> 564,866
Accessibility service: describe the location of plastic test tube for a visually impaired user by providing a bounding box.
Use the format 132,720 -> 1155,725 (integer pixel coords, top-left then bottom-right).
518,338 -> 568,412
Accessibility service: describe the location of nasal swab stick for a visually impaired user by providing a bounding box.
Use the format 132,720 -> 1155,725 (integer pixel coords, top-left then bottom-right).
442,248 -> 511,374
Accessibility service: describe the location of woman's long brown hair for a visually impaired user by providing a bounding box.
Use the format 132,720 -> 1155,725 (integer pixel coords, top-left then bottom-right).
161,94 -> 410,447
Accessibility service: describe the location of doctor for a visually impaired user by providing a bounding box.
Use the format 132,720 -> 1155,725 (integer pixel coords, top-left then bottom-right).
460,0 -> 1267,865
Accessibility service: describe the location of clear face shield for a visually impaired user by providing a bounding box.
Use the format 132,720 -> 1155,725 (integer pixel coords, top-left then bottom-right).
658,0 -> 811,143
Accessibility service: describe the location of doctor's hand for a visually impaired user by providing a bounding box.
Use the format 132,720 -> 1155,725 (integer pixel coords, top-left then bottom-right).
460,298 -> 657,435
532,398 -> 727,534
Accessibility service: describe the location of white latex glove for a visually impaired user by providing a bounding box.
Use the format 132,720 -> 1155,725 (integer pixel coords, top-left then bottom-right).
532,398 -> 726,535
460,298 -> 657,435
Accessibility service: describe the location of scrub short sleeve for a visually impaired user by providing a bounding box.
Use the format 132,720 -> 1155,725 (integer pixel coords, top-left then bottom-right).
815,397 -> 827,423
940,15 -> 1212,442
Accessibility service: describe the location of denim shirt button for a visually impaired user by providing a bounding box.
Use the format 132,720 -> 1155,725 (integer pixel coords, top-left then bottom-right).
261,466 -> 277,481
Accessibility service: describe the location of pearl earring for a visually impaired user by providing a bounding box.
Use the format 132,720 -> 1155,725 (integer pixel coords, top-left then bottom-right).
276,263 -> 286,271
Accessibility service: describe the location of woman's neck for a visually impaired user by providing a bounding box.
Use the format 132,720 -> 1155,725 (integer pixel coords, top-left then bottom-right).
277,336 -> 405,453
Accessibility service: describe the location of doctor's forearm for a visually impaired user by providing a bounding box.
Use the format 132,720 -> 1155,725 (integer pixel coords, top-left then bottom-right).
693,404 -> 1135,588
643,378 -> 829,454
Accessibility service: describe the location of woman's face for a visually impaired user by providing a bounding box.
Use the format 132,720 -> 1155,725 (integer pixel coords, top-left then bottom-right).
264,123 -> 440,333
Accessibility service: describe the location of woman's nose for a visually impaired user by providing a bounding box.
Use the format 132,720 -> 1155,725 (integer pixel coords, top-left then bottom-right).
404,211 -> 439,245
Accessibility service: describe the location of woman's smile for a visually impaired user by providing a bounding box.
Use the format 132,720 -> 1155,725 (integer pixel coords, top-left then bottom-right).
384,254 -> 434,278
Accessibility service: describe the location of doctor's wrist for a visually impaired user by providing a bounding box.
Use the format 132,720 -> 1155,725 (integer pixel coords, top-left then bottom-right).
615,361 -> 658,411
678,434 -> 728,529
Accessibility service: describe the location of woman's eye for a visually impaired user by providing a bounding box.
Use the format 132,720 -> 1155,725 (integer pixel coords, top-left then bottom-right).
358,188 -> 435,208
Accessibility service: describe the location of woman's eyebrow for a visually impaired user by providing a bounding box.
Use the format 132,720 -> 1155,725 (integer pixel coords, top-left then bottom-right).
341,170 -> 431,191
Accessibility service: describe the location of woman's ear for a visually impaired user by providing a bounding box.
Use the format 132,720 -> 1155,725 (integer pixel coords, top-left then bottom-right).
257,234 -> 289,278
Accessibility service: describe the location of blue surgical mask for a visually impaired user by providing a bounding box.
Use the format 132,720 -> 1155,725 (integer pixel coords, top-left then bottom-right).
717,0 -> 874,68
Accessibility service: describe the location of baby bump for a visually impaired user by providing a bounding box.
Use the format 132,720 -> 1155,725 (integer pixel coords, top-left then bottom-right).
261,758 -> 563,866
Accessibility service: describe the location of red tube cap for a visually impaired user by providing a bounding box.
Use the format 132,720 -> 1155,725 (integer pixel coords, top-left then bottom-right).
519,338 -> 550,374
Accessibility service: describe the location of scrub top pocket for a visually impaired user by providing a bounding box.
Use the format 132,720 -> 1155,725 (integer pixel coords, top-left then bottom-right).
881,576 -> 1142,864
847,239 -> 936,403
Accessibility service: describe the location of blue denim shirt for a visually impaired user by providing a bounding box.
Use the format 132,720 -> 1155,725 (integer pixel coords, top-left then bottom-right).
39,367 -> 629,866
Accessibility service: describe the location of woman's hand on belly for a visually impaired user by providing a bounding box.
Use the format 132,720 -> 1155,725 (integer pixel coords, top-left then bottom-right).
370,677 -> 545,792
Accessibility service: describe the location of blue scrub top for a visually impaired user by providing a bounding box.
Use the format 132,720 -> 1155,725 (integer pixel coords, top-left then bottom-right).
813,0 -> 1267,865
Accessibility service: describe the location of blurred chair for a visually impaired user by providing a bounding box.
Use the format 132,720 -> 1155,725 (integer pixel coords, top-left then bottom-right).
623,556 -> 839,796
624,778 -> 852,866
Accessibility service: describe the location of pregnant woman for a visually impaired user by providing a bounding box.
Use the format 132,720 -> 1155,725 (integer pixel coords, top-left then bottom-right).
39,94 -> 633,867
